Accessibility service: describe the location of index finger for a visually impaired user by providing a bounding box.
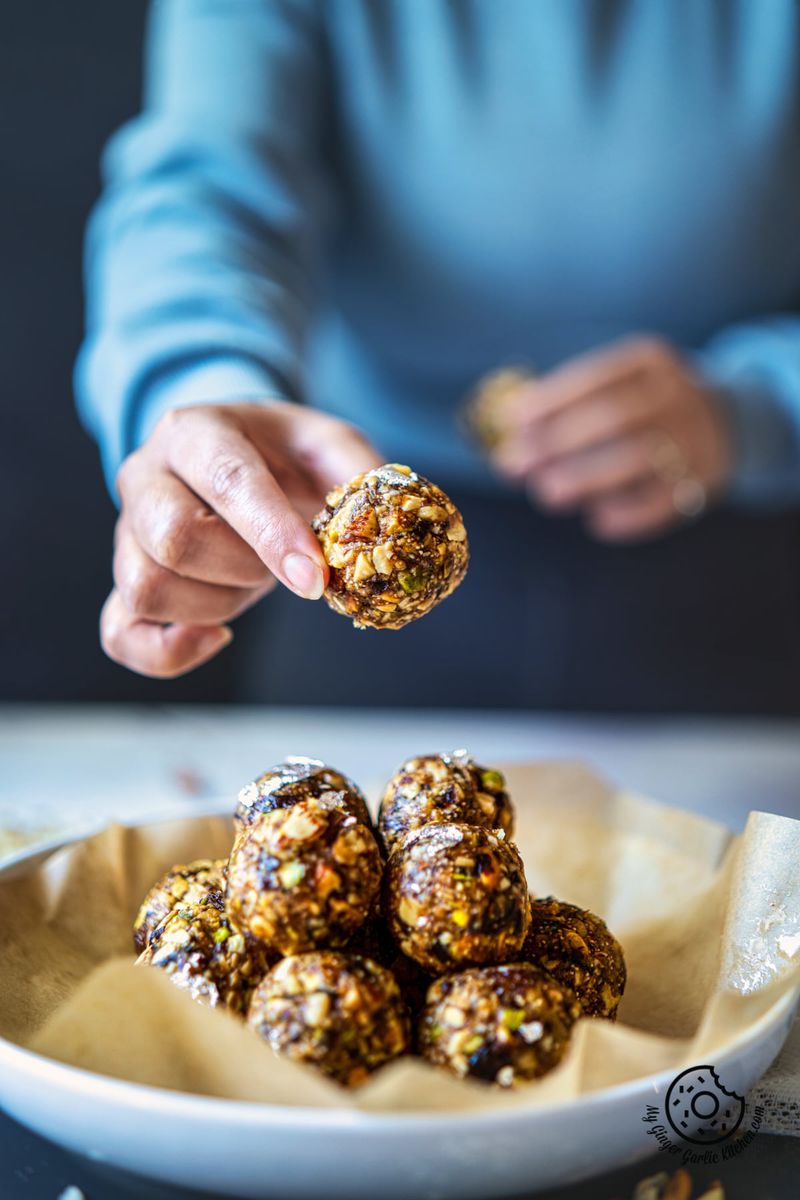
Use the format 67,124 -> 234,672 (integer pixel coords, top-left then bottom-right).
503,339 -> 656,431
164,409 -> 326,600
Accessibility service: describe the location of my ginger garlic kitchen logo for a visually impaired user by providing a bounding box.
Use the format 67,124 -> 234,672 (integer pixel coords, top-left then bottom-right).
642,1065 -> 763,1166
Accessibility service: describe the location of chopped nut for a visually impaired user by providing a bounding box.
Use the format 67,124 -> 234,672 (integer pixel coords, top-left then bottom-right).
353,551 -> 376,582
372,543 -> 394,575
662,1170 -> 692,1200
305,991 -> 331,1026
419,504 -> 448,521
278,861 -> 306,889
398,897 -> 422,927
281,807 -> 324,842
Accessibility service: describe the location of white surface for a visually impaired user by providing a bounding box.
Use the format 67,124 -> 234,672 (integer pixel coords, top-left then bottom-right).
0,825 -> 796,1199
1,707 -> 799,853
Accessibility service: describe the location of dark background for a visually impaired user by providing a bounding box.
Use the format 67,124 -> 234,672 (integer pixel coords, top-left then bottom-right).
0,1 -> 236,702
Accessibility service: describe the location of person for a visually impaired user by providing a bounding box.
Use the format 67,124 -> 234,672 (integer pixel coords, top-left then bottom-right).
76,0 -> 800,713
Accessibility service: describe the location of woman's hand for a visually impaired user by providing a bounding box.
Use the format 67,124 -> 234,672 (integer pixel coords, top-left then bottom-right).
489,338 -> 733,541
102,401 -> 381,677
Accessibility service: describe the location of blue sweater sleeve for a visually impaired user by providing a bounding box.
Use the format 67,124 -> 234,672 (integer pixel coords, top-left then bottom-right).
75,0 -> 326,492
700,317 -> 800,507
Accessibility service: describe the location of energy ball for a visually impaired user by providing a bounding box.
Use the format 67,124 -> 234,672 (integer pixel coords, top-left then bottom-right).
227,794 -> 382,955
312,463 -> 469,630
522,897 -> 627,1020
378,751 -> 514,856
383,823 -> 531,974
133,859 -> 226,953
462,365 -> 536,450
420,963 -> 581,1086
347,914 -> 432,1026
233,756 -> 372,853
137,893 -> 274,1014
248,952 -> 410,1087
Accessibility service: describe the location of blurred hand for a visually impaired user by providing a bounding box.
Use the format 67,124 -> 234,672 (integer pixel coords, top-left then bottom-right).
490,338 -> 733,541
103,401 -> 381,677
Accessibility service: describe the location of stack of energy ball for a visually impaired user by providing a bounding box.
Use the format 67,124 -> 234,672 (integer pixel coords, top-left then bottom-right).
134,753 -> 626,1090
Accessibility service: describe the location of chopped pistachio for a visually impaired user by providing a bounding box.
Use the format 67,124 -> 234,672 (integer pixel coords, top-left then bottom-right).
481,769 -> 505,790
501,1007 -> 526,1032
213,927 -> 230,944
398,570 -> 428,594
451,908 -> 469,928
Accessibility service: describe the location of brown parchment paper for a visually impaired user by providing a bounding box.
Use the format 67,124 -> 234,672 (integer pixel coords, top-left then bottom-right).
1,762 -> 798,1114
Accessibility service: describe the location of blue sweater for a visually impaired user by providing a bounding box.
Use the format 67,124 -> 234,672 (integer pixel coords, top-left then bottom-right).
77,0 -> 800,505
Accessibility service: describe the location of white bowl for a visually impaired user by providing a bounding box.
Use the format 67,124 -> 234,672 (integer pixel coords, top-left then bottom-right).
0,825 -> 796,1199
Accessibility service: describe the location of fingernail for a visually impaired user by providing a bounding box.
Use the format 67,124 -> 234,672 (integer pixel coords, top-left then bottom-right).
282,553 -> 325,600
199,625 -> 233,650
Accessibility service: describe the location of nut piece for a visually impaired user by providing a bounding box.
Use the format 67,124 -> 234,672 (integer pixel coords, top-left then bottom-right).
227,795 -> 383,955
233,756 -> 372,854
383,823 -> 531,974
378,750 -> 514,856
521,896 -> 627,1020
312,464 -> 469,630
133,859 -> 226,953
137,893 -> 275,1014
419,962 -> 580,1085
248,952 -> 410,1087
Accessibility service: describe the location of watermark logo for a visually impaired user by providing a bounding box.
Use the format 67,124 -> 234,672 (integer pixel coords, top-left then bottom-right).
642,1064 -> 763,1167
664,1066 -> 745,1145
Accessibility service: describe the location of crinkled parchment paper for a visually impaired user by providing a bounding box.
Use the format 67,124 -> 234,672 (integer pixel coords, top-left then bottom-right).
0,763 -> 797,1114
